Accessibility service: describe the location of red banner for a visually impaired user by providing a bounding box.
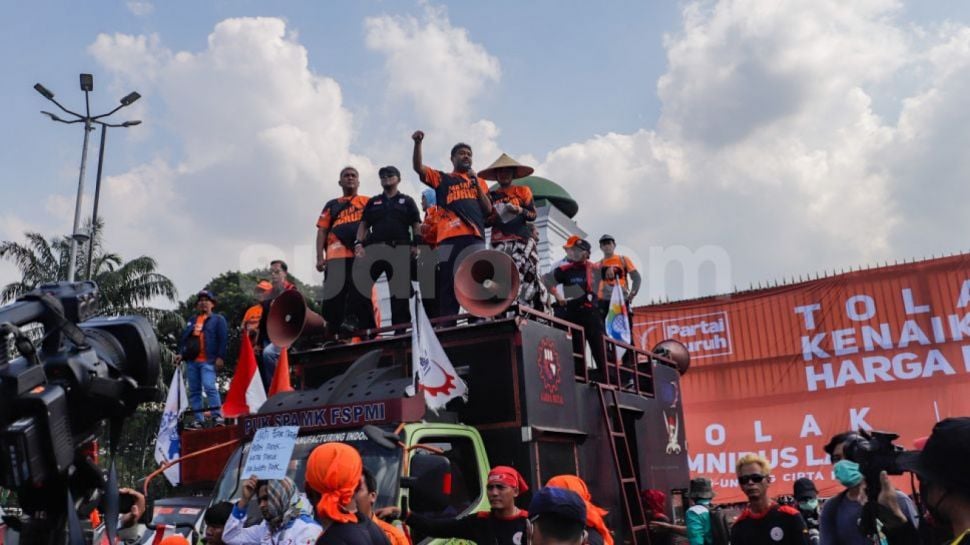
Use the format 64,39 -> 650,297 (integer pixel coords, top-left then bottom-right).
633,254 -> 970,503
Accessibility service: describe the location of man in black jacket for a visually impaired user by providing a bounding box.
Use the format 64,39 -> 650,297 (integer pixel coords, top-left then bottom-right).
883,417 -> 970,545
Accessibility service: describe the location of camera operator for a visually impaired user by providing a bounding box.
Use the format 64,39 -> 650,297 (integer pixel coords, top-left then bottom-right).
820,431 -> 919,545
876,417 -> 970,545
0,282 -> 162,544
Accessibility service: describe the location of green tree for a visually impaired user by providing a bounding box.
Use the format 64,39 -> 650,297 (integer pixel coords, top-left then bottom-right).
0,218 -> 180,322
178,268 -> 321,375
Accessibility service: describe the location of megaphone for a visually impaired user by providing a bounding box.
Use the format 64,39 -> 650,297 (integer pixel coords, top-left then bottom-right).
267,290 -> 328,347
455,249 -> 521,318
652,339 -> 690,375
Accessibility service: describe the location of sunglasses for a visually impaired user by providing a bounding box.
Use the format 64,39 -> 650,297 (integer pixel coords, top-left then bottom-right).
738,473 -> 767,485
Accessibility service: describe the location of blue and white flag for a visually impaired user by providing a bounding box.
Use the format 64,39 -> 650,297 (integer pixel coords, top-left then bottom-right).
154,365 -> 188,485
605,284 -> 632,360
409,282 -> 468,413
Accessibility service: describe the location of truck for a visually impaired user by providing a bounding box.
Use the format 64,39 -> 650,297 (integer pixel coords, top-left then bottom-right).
160,292 -> 691,545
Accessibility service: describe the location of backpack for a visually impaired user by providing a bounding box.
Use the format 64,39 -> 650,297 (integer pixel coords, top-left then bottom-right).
181,316 -> 209,361
709,507 -> 734,545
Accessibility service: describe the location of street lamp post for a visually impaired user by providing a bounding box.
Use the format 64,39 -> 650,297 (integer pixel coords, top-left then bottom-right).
33,74 -> 141,282
85,119 -> 142,279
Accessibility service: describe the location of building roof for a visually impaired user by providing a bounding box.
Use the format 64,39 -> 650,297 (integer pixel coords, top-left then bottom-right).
490,175 -> 578,218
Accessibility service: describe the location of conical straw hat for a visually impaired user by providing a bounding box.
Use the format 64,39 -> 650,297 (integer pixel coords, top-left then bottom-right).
478,153 -> 535,181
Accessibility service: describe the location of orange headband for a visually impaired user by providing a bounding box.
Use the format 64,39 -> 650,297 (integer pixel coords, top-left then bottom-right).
546,475 -> 613,545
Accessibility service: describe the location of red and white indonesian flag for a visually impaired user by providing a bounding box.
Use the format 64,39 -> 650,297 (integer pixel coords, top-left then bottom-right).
154,365 -> 188,485
410,282 -> 468,412
222,334 -> 267,417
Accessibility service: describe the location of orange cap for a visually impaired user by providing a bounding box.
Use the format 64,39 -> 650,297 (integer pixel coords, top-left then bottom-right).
255,280 -> 273,292
305,443 -> 362,523
563,235 -> 582,248
159,536 -> 190,545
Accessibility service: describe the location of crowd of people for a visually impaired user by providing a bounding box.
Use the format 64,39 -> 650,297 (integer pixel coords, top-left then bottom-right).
177,131 -> 644,425
105,419 -> 970,544
640,421 -> 970,545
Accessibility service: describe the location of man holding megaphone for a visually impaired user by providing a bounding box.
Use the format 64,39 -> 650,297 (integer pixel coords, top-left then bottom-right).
412,130 -> 493,320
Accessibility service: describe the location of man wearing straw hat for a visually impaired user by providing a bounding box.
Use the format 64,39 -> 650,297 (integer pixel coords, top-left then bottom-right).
479,153 -> 550,313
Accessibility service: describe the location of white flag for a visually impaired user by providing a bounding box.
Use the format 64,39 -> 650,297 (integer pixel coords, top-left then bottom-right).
154,365 -> 189,485
410,282 -> 468,413
604,285 -> 632,360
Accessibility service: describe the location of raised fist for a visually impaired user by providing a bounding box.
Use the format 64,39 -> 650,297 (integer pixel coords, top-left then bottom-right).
412,130 -> 425,142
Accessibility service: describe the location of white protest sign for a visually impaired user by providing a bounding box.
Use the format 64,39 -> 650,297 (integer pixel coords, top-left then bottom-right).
241,426 -> 299,480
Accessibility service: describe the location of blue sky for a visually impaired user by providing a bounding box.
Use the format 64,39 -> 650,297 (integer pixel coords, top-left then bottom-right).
2,1 -> 970,304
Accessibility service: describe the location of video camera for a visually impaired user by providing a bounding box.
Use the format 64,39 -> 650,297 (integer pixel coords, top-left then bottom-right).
0,281 -> 160,544
842,430 -> 920,540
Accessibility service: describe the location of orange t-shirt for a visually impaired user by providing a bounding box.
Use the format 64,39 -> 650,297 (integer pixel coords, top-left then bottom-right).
489,185 -> 536,242
422,167 -> 490,241
192,314 -> 207,362
373,515 -> 409,545
597,255 -> 636,298
420,205 -> 443,247
316,195 -> 369,260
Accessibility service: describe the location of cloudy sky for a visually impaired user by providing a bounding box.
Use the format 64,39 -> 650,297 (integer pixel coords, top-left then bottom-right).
2,0 -> 968,305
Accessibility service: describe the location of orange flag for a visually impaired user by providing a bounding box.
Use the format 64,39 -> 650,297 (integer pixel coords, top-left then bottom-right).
269,347 -> 293,395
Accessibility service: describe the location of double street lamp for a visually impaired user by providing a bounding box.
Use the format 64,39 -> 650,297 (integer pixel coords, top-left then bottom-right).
34,73 -> 141,282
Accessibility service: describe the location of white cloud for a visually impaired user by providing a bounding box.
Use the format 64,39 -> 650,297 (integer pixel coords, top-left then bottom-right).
364,4 -> 500,130
126,1 -> 154,17
6,2 -> 969,305
79,17 -> 361,295
537,0 -> 970,300
364,5 -> 503,167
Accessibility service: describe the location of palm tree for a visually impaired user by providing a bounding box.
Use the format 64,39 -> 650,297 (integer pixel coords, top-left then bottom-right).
0,218 -> 180,324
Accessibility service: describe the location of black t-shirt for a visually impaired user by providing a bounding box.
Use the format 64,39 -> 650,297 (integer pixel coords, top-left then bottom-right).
553,260 -> 600,309
362,193 -> 421,245
316,518 -> 388,545
425,169 -> 489,239
406,510 -> 528,545
730,504 -> 809,545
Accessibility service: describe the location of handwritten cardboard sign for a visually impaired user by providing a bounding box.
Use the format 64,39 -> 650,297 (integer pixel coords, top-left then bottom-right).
241,426 -> 298,480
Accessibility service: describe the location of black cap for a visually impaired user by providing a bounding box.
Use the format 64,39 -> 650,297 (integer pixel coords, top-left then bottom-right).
529,487 -> 587,525
901,417 -> 970,489
378,165 -> 401,179
793,478 -> 818,500
599,234 -> 616,243
688,477 -> 714,500
196,289 -> 217,303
